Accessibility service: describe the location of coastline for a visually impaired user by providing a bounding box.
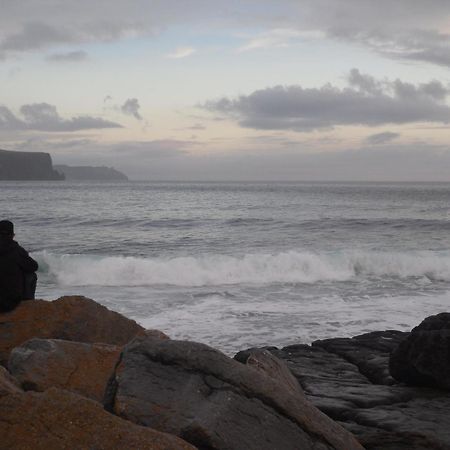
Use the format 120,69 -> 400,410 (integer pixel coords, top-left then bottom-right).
0,296 -> 449,449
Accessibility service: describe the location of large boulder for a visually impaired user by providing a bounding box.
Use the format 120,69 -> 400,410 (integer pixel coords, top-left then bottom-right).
0,388 -> 195,450
8,338 -> 121,402
105,336 -> 363,450
390,312 -> 450,390
0,296 -> 144,365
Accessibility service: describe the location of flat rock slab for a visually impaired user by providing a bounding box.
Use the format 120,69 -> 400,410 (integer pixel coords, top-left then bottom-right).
260,330 -> 450,450
0,388 -> 195,450
8,338 -> 121,402
0,296 -> 144,365
105,337 -> 363,450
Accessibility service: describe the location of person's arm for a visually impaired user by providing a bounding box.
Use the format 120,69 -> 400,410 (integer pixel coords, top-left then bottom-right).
16,246 -> 39,273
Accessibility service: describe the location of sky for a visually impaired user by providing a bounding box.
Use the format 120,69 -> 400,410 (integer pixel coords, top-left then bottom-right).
1,0 -> 450,181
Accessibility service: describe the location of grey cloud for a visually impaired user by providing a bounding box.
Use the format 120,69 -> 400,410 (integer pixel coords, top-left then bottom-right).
111,140 -> 195,157
0,1 -> 255,58
14,137 -> 95,151
0,103 -> 122,132
2,0 -> 450,68
0,22 -> 74,52
365,132 -> 400,145
188,123 -> 206,130
120,98 -> 142,120
47,50 -> 88,62
331,28 -> 450,68
347,69 -> 382,95
204,70 -> 450,132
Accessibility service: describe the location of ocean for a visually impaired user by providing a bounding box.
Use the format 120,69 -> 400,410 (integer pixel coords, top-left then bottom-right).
2,181 -> 450,354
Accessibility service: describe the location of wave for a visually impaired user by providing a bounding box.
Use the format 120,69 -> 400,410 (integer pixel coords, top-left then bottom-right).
33,249 -> 450,287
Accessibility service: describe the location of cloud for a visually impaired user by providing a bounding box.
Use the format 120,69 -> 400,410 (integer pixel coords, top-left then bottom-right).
2,1 -> 450,69
166,47 -> 196,59
238,29 -> 312,52
0,22 -> 74,52
47,50 -> 88,62
0,103 -> 122,132
120,98 -> 143,120
204,69 -> 450,132
331,28 -> 450,68
365,132 -> 400,145
111,140 -> 193,157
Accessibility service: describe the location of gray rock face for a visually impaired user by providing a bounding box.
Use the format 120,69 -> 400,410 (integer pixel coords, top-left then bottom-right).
256,330 -> 450,450
390,313 -> 450,390
0,149 -> 64,180
105,337 -> 363,450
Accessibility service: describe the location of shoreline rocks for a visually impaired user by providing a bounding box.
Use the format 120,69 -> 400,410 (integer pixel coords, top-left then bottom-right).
252,325 -> 450,449
0,295 -> 449,449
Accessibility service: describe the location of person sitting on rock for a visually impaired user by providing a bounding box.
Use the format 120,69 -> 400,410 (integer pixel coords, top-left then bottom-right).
0,220 -> 38,312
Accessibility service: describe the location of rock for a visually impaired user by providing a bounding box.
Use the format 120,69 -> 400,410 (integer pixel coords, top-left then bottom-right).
314,330 -> 408,385
234,347 -> 305,398
8,338 -> 121,402
0,388 -> 195,450
0,296 -> 144,365
105,337 -> 363,450
253,329 -> 450,450
390,312 -> 450,390
0,367 -> 22,397
135,328 -> 171,341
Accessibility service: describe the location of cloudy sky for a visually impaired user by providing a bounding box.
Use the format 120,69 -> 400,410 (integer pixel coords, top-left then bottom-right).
1,0 -> 450,180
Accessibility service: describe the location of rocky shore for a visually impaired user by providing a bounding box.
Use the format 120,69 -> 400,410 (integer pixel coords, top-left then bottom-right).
0,296 -> 449,449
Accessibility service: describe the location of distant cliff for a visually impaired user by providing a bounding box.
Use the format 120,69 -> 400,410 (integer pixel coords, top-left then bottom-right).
0,149 -> 64,180
54,165 -> 128,181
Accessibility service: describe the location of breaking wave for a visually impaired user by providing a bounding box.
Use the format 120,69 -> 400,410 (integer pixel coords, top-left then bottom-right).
34,249 -> 450,287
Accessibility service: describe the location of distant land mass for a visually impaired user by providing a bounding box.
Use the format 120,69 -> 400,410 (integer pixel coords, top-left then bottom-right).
0,149 -> 64,180
54,165 -> 128,181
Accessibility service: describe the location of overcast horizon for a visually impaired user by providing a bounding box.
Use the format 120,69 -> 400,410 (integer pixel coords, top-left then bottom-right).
1,1 -> 450,181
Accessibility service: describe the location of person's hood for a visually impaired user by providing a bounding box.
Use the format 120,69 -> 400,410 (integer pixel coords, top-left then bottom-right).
0,238 -> 17,256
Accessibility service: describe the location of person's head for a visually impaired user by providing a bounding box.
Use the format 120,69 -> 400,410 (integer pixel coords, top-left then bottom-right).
0,220 -> 14,240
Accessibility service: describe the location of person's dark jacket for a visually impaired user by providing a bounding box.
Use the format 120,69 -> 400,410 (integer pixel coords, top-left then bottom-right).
0,237 -> 38,312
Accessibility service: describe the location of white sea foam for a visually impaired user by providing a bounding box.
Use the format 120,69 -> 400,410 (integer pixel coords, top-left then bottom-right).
34,249 -> 450,287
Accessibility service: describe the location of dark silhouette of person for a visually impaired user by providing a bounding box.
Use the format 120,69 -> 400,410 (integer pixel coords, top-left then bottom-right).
0,220 -> 38,312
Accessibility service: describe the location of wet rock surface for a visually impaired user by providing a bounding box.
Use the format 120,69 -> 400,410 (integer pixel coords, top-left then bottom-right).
8,338 -> 121,402
0,296 -> 144,365
0,367 -> 22,397
390,313 -> 450,390
256,330 -> 450,450
105,336 -> 363,450
0,388 -> 195,450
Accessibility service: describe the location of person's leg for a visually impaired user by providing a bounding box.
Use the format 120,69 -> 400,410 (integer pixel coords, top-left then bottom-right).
23,273 -> 37,300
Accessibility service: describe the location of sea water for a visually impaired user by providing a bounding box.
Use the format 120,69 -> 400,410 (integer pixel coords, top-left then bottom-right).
2,181 -> 450,353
